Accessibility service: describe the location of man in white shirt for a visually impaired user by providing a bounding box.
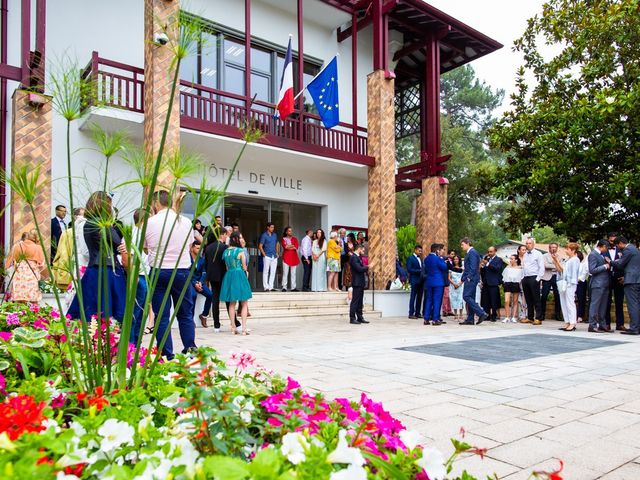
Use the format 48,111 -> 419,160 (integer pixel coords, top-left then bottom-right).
300,230 -> 313,292
130,208 -> 151,345
521,237 -> 545,325
145,190 -> 196,360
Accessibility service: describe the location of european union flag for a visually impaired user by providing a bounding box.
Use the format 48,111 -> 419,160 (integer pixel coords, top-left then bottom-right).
306,56 -> 339,129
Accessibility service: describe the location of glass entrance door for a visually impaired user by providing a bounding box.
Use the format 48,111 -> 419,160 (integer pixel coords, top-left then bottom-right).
224,198 -> 268,290
224,196 -> 321,291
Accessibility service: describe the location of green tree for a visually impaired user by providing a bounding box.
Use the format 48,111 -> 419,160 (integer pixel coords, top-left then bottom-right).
489,0 -> 640,242
440,66 -> 507,249
395,65 -> 507,250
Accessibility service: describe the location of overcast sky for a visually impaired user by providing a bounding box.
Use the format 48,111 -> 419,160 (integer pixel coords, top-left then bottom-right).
427,0 -> 546,114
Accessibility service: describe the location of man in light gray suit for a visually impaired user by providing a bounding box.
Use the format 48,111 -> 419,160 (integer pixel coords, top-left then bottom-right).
588,240 -> 611,333
613,236 -> 640,335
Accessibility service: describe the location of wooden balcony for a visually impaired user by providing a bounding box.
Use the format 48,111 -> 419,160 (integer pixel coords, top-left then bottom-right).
83,53 -> 373,166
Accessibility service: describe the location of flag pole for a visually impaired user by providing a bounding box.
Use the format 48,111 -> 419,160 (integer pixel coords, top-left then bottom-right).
293,53 -> 339,101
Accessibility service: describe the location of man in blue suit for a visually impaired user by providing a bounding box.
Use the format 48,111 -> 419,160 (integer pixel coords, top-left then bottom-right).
423,243 -> 448,326
406,245 -> 424,319
480,246 -> 504,321
460,237 -> 488,325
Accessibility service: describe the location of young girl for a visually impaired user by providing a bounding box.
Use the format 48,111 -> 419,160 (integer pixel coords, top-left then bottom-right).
502,254 -> 523,323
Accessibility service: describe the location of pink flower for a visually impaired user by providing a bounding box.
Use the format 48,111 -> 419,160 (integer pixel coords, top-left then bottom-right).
29,304 -> 40,313
0,373 -> 5,395
229,351 -> 256,370
286,377 -> 301,391
5,313 -> 20,326
49,309 -> 61,319
51,393 -> 66,408
0,332 -> 11,342
33,317 -> 48,330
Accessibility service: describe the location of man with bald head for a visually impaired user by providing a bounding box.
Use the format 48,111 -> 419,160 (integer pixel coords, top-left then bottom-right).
521,237 -> 545,325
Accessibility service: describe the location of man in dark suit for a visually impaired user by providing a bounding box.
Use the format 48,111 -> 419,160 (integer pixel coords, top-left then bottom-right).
460,238 -> 488,325
422,243 -> 448,326
205,229 -> 240,332
406,245 -> 424,319
349,243 -> 369,325
605,232 -> 625,330
612,236 -> 640,335
588,240 -> 612,333
50,204 -> 68,263
480,246 -> 504,322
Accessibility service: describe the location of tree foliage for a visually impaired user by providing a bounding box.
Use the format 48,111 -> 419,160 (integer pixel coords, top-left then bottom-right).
489,0 -> 640,241
395,65 -> 508,250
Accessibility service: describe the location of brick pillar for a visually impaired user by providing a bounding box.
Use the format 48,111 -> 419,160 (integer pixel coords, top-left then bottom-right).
415,177 -> 448,251
143,0 -> 180,189
367,70 -> 396,289
10,90 -> 53,252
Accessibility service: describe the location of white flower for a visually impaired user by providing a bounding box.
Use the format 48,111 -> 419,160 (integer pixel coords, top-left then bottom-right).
41,418 -> 61,434
56,473 -> 80,480
168,436 -> 201,467
69,421 -> 86,438
56,449 -> 91,468
327,430 -> 364,466
416,446 -> 446,480
98,419 -> 134,452
138,415 -> 153,435
0,432 -> 15,452
140,403 -> 156,415
399,429 -> 422,450
330,463 -> 367,480
281,432 -> 309,465
160,391 -> 181,408
240,409 -> 252,423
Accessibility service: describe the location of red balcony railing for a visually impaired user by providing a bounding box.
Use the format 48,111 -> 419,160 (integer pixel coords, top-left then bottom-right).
82,52 -> 372,166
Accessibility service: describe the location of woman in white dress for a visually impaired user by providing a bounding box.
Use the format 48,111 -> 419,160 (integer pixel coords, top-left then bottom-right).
311,229 -> 327,292
448,255 -> 464,321
552,242 -> 581,332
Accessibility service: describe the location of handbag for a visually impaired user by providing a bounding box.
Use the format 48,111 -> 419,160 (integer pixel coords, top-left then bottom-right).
556,278 -> 567,293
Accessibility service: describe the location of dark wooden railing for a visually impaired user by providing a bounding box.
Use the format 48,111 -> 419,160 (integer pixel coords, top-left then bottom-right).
83,52 -> 372,166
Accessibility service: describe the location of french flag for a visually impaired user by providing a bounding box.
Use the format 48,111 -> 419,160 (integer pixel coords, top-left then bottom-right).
275,36 -> 295,120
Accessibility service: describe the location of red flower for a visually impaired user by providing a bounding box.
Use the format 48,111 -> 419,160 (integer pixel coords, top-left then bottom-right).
534,459 -> 564,480
0,395 -> 47,440
470,447 -> 487,459
64,463 -> 86,476
77,387 -> 110,411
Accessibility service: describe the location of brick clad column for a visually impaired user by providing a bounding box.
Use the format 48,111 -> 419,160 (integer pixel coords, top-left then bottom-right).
10,90 -> 53,251
415,177 -> 448,251
367,70 -> 396,288
144,0 -> 180,188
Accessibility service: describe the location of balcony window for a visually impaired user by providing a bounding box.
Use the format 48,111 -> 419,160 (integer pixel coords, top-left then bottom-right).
180,19 -> 321,112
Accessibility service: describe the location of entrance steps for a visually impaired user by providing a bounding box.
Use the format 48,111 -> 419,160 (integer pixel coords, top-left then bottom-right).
242,291 -> 382,322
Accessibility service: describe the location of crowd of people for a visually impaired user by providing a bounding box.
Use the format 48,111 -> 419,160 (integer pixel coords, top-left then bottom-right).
7,198 -> 639,358
406,235 -> 640,335
4,196 -> 377,357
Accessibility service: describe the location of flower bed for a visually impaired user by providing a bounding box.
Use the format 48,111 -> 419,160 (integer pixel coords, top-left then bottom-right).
0,302 -> 563,479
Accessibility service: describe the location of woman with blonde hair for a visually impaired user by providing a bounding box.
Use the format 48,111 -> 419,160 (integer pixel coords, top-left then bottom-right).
553,242 -> 581,332
5,229 -> 45,303
326,231 -> 342,292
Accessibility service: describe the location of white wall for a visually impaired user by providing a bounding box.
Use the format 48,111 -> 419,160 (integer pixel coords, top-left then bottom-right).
4,0 -> 375,237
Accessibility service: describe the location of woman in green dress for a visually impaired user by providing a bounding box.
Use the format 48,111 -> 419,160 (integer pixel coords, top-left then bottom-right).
220,232 -> 253,335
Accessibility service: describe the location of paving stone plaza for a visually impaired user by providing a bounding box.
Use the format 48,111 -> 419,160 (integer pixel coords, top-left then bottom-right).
199,311 -> 640,479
